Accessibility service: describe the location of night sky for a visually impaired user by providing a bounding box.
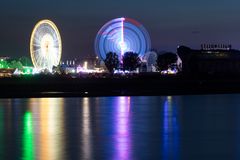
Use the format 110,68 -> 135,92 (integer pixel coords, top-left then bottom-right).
1,0 -> 240,60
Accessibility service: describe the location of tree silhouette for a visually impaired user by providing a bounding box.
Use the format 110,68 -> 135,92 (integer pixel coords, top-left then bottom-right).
104,52 -> 120,73
156,52 -> 178,71
122,52 -> 141,71
19,57 -> 33,66
9,60 -> 23,71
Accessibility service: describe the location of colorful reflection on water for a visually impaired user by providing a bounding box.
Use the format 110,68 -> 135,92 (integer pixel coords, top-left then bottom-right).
1,97 -> 180,160
81,97 -> 92,159
22,112 -> 35,160
35,98 -> 65,160
20,98 -> 66,160
114,96 -> 131,160
162,96 -> 180,160
1,95 -> 238,159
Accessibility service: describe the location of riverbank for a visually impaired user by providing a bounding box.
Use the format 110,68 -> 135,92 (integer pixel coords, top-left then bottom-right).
1,73 -> 240,98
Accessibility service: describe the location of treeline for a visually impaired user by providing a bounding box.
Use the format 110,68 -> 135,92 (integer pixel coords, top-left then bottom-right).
104,51 -> 180,73
0,57 -> 33,70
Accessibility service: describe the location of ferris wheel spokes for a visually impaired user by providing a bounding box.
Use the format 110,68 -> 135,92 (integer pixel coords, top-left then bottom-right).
30,19 -> 62,71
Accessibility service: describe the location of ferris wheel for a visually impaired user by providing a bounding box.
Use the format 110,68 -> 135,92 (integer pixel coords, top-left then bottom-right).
30,19 -> 62,71
95,17 -> 151,61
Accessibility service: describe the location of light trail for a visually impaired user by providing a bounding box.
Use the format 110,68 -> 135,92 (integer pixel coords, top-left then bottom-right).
121,17 -> 125,57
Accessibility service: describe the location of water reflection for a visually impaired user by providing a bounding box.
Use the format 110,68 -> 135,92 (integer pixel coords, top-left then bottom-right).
114,96 -> 131,159
3,95 -> 237,159
0,99 -> 21,159
81,97 -> 92,159
0,106 -> 4,158
162,96 -> 180,160
22,112 -> 35,160
29,98 -> 65,160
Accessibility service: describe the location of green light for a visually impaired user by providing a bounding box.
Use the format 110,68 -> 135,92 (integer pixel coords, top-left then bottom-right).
0,59 -> 10,69
22,112 -> 35,160
23,67 -> 33,75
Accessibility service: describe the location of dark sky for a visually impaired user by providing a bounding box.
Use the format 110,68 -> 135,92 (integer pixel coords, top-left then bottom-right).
1,0 -> 240,60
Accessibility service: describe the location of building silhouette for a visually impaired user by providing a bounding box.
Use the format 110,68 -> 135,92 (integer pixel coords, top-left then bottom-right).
177,45 -> 240,75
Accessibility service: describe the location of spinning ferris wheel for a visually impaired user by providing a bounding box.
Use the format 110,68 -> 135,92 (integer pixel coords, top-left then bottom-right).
95,17 -> 151,61
30,19 -> 62,71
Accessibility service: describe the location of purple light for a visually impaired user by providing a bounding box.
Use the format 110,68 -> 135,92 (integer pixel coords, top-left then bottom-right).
113,96 -> 131,159
121,17 -> 125,57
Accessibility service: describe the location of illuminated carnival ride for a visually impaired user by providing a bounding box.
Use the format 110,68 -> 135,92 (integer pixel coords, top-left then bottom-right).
30,19 -> 62,71
95,17 -> 151,61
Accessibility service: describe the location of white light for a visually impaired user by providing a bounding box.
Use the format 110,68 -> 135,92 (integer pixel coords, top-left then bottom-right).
40,34 -> 54,57
83,61 -> 88,70
119,41 -> 127,52
30,19 -> 62,72
121,18 -> 125,56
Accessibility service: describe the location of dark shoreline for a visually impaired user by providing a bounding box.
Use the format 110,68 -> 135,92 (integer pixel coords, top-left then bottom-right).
1,73 -> 240,98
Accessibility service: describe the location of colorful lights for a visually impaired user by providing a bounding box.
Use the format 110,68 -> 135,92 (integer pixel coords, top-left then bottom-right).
162,96 -> 179,160
0,60 -> 8,69
120,17 -> 125,57
22,66 -> 33,75
114,96 -> 131,159
38,98 -> 65,159
81,97 -> 92,159
76,65 -> 104,73
22,112 -> 35,160
95,17 -> 151,61
30,19 -> 62,71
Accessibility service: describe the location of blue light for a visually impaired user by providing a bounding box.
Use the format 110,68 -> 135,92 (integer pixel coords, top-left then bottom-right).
95,17 -> 151,61
162,96 -> 179,160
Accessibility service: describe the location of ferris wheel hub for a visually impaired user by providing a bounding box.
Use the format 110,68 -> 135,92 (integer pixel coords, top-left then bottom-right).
40,34 -> 54,57
95,17 -> 151,61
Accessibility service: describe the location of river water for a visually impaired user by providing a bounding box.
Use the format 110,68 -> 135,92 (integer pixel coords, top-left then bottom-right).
0,95 -> 240,160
